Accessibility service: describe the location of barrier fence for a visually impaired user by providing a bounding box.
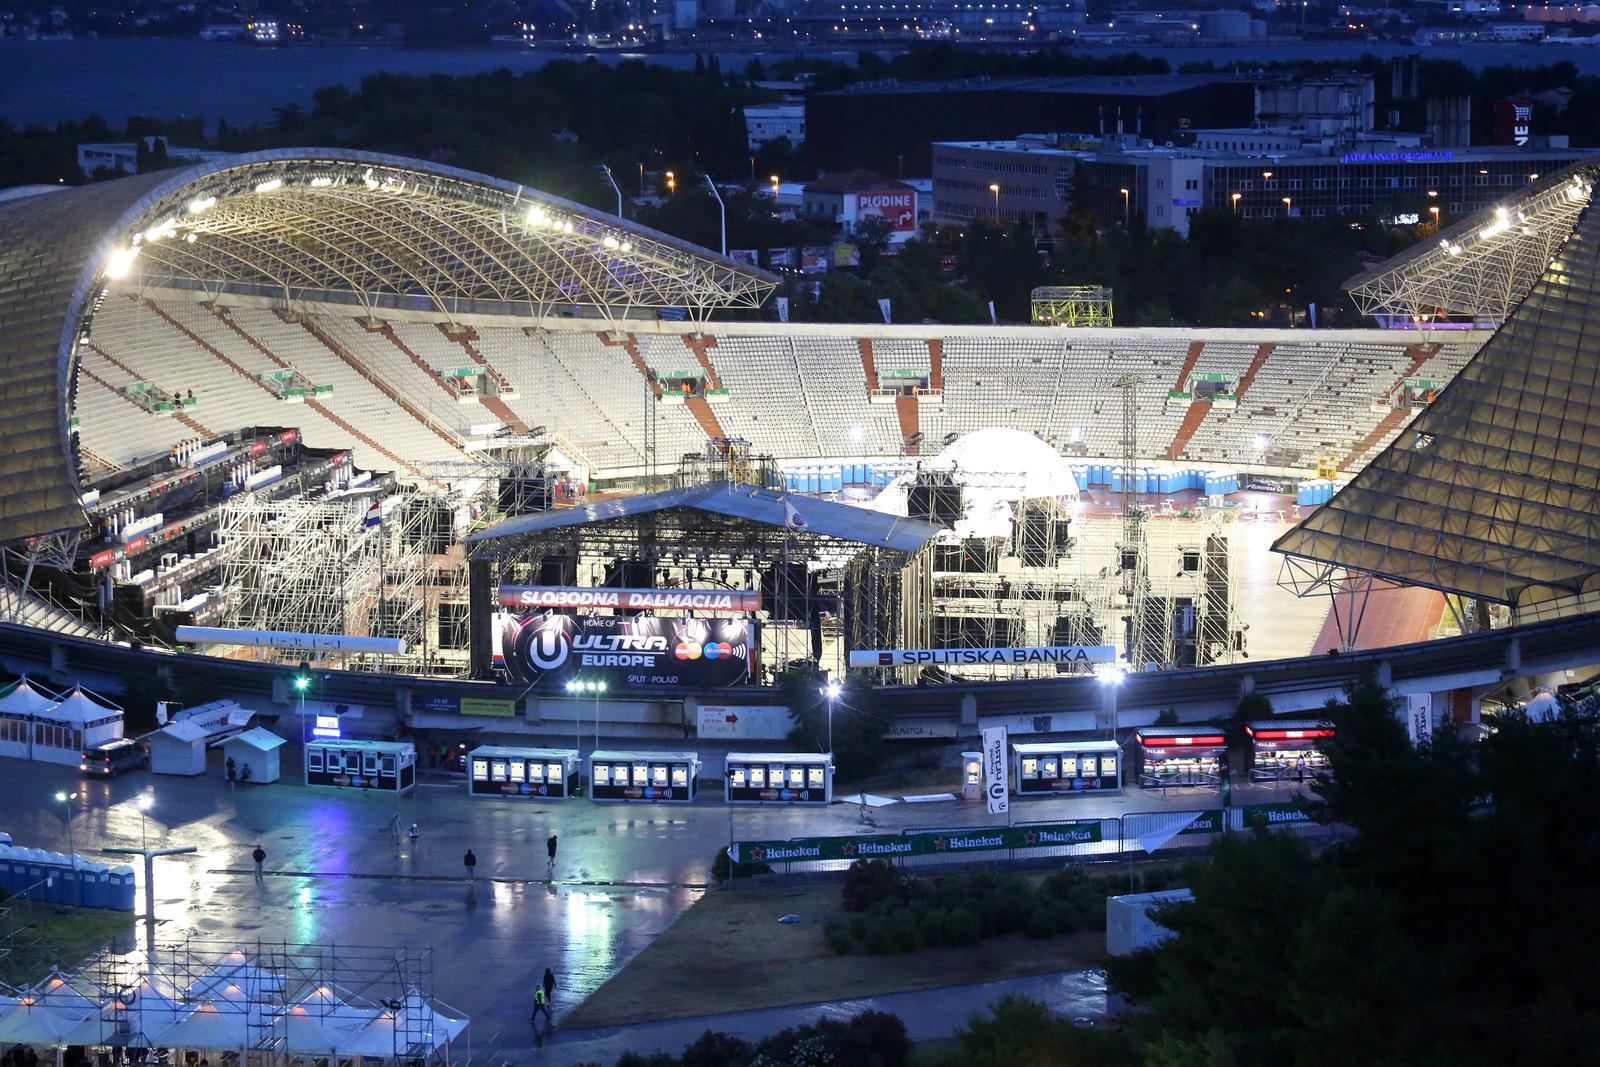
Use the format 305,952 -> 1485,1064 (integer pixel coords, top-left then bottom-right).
729,800 -> 1335,878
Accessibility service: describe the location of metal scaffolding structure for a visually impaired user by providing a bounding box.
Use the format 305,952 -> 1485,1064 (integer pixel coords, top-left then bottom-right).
216,487 -> 458,673
66,936 -> 461,1067
1031,285 -> 1114,327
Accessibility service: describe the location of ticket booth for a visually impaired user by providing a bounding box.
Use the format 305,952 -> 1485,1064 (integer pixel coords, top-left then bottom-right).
468,746 -> 579,799
1012,740 -> 1122,795
304,739 -> 416,793
961,751 -> 982,800
724,752 -> 833,805
1134,726 -> 1227,788
1246,720 -> 1335,782
589,750 -> 700,803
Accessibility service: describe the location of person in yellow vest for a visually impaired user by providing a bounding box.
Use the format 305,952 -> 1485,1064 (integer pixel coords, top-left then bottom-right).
529,985 -> 551,1025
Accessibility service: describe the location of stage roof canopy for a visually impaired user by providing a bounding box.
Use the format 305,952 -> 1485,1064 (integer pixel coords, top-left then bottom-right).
466,482 -> 943,559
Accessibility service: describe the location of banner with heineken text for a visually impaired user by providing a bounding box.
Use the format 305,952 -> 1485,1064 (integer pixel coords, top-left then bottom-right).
730,821 -> 1103,865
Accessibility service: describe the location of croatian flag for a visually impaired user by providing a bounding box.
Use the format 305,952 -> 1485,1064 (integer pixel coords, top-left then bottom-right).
783,499 -> 808,531
364,501 -> 381,528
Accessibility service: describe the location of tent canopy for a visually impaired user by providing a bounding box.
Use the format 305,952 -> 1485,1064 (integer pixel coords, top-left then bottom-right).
0,678 -> 60,716
40,687 -> 121,725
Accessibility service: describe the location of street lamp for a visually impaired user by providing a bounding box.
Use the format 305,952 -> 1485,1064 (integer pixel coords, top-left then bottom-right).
566,679 -> 608,750
1095,665 -> 1126,740
665,170 -> 676,194
988,182 -> 1000,217
1429,205 -> 1440,227
770,174 -> 781,199
1261,170 -> 1273,182
821,680 -> 841,754
55,791 -> 79,905
1282,196 -> 1292,217
1119,187 -> 1130,226
135,793 -> 153,850
1230,192 -> 1241,213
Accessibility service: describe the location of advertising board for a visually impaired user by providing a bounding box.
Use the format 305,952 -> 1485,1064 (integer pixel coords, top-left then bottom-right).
497,585 -> 760,612
494,613 -> 755,689
848,646 -> 1115,669
852,189 -> 916,232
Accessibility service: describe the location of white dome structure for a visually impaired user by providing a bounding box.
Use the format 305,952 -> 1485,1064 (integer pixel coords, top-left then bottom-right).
871,429 -> 1077,538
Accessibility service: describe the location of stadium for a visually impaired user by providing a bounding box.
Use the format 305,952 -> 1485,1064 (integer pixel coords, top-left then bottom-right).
0,148 -> 1596,738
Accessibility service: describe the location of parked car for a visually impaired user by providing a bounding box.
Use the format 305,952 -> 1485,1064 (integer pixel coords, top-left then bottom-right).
81,738 -> 148,777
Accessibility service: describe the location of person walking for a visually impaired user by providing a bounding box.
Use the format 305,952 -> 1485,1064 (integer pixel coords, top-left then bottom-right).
545,833 -> 558,874
1295,755 -> 1307,782
463,848 -> 477,881
529,985 -> 550,1025
542,967 -> 556,1010
389,812 -> 402,847
226,757 -> 237,785
251,845 -> 266,879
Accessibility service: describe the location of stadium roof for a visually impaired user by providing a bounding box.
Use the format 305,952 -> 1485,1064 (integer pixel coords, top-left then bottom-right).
1345,161 -> 1600,324
466,482 -> 943,557
0,150 -> 778,546
1275,182 -> 1600,607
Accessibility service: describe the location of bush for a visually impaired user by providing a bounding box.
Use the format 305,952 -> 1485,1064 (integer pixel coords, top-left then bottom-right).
824,921 -> 854,956
679,1029 -> 754,1067
841,858 -> 904,912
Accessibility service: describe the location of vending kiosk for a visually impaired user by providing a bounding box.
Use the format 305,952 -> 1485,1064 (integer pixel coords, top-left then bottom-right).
1012,740 -> 1122,795
961,751 -> 983,800
467,746 -> 579,799
724,752 -> 833,804
304,739 -> 416,793
1134,726 -> 1227,788
1246,720 -> 1335,781
589,750 -> 700,803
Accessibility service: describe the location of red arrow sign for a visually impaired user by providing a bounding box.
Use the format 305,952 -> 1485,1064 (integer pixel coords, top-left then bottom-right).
724,713 -> 739,724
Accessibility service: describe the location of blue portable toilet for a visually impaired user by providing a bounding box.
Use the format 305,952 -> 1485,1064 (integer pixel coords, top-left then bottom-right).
0,844 -> 13,894
109,865 -> 137,911
81,861 -> 110,909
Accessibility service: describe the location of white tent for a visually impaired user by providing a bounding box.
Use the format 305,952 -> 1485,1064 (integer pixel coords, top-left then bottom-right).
0,974 -> 100,1045
28,687 -> 123,766
335,991 -> 468,1059
160,1001 -> 251,1051
280,984 -> 379,1056
0,678 -> 60,761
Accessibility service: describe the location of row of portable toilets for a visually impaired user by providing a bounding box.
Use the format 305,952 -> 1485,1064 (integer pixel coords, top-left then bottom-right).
0,842 -> 137,910
783,462 -> 916,493
1069,464 -> 1241,497
1295,479 -> 1339,506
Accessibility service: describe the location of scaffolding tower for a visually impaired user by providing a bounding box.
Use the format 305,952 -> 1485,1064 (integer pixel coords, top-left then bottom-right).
217,489 -> 449,672
1031,285 -> 1114,327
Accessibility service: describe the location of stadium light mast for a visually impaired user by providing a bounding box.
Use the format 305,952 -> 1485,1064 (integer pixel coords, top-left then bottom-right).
702,174 -> 727,257
598,164 -> 623,217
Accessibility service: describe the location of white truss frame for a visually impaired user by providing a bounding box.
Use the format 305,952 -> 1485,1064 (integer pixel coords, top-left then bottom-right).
114,154 -> 776,324
1347,165 -> 1598,323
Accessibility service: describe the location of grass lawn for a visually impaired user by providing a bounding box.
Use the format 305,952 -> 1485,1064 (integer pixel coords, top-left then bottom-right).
0,903 -> 134,987
562,879 -> 1108,1029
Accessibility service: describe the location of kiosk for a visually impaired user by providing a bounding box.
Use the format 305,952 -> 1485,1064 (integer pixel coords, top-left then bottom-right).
468,746 -> 579,799
222,727 -> 286,784
961,751 -> 983,800
589,750 -> 699,803
1246,720 -> 1335,781
724,753 -> 833,804
305,739 -> 416,793
1013,740 -> 1122,795
1134,726 -> 1227,788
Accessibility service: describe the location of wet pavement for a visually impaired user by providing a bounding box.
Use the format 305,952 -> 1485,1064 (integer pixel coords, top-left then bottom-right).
0,754 -> 1290,1062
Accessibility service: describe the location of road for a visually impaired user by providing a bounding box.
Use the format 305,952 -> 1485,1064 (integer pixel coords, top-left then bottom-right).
0,752 -> 1296,1062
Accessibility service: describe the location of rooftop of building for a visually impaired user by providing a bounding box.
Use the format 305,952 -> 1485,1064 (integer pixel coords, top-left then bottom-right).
933,132 -> 1600,167
804,169 -> 915,193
